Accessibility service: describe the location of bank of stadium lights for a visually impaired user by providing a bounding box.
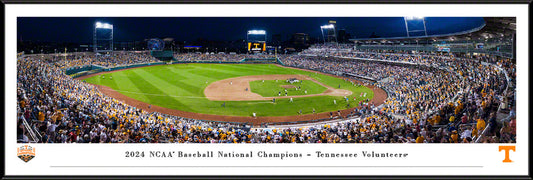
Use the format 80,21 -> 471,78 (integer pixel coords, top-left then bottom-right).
95,22 -> 113,29
404,16 -> 424,20
94,21 -> 114,53
320,24 -> 335,29
247,30 -> 266,35
320,24 -> 337,44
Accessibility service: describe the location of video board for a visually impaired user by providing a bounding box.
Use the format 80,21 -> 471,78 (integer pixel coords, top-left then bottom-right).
248,42 -> 266,53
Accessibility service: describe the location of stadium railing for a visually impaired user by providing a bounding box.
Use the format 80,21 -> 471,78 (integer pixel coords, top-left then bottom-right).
474,123 -> 491,143
22,116 -> 41,143
18,106 -> 41,143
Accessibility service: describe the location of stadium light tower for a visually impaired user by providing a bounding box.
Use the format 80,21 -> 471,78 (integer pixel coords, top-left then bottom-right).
404,16 -> 428,37
320,24 -> 338,45
93,21 -> 114,53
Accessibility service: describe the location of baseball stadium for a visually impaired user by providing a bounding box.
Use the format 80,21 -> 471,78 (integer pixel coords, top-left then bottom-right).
16,17 -> 516,143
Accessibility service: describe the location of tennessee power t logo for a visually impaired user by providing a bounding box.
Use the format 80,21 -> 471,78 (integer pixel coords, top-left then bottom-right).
17,145 -> 36,163
499,145 -> 515,163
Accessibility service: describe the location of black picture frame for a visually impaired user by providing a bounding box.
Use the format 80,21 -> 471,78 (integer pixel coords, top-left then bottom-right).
2,0 -> 531,179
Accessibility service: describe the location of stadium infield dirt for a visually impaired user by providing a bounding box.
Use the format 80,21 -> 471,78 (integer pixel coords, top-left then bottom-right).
76,64 -> 387,126
204,74 -> 352,101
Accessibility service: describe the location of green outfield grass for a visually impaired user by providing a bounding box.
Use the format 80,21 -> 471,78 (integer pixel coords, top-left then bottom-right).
249,80 -> 327,97
82,64 -> 374,117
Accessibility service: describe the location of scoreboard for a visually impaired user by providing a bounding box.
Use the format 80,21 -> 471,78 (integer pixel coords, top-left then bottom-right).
248,42 -> 266,53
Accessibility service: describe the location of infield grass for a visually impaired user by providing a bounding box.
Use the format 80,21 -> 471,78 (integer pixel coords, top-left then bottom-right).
83,64 -> 374,116
249,80 -> 327,97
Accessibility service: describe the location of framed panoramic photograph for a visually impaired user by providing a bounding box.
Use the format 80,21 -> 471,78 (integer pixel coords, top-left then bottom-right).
3,1 -> 530,179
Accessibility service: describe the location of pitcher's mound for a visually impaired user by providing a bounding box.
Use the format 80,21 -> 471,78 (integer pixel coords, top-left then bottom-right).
281,85 -> 297,89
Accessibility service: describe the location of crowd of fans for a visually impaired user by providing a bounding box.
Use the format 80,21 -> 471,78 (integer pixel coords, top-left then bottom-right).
17,56 -> 249,143
173,53 -> 275,62
52,51 -> 160,69
280,55 -> 407,80
16,46 -> 516,143
296,44 -> 515,143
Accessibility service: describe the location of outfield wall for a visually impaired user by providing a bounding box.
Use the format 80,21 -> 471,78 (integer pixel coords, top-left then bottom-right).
65,65 -> 103,75
171,60 -> 242,64
70,58 -> 284,78
69,62 -> 166,78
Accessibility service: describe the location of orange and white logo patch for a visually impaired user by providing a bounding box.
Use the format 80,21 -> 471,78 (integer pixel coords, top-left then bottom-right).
499,145 -> 515,163
17,145 -> 35,163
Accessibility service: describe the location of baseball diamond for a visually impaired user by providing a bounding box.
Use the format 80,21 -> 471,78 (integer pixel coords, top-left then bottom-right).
81,63 -> 384,124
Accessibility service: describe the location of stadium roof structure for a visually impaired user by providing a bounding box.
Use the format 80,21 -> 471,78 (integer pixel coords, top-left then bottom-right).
350,17 -> 515,43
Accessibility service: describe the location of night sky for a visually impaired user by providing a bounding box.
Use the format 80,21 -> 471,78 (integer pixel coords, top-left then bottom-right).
17,17 -> 485,43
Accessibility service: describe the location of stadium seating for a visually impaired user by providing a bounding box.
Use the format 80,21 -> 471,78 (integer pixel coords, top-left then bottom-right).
16,48 -> 516,143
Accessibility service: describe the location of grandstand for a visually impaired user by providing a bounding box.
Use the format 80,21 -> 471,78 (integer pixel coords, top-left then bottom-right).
351,17 -> 515,58
17,17 -> 516,144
